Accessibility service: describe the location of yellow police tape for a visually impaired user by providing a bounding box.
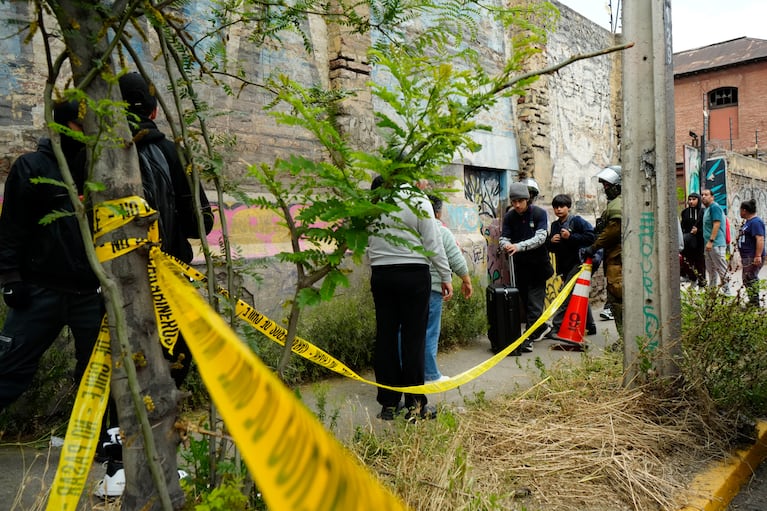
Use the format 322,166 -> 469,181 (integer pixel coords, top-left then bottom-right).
91,195 -> 585,394
156,250 -> 583,393
93,196 -> 180,353
151,247 -> 412,511
92,196 -> 157,242
46,318 -> 111,511
147,260 -> 181,354
49,194 -> 586,509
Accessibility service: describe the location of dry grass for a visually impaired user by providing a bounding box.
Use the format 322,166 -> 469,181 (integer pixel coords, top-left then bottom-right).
355,353 -> 737,511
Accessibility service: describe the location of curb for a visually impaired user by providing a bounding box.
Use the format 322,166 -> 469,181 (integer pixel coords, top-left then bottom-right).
679,420 -> 767,511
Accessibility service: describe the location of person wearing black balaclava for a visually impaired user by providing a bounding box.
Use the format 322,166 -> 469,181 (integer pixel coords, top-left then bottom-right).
0,100 -> 104,410
680,192 -> 706,287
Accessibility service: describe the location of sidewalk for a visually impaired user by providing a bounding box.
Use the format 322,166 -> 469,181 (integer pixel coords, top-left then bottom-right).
298,310 -> 619,442
297,295 -> 767,511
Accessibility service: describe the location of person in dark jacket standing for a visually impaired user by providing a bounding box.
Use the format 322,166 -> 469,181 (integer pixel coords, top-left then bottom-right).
118,72 -> 215,386
546,193 -> 596,337
0,100 -> 104,410
680,192 -> 705,287
500,182 -> 554,353
92,73 -> 217,498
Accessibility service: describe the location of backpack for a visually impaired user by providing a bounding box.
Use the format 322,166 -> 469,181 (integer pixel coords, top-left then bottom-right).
136,143 -> 176,251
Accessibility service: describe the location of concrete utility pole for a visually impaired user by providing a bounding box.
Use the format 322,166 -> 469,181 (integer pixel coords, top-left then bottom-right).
621,0 -> 682,386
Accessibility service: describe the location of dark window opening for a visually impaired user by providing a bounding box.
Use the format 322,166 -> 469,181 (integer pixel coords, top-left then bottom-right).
708,87 -> 738,109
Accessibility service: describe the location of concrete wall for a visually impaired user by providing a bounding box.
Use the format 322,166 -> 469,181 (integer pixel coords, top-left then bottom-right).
518,1 -> 622,221
0,0 -> 624,310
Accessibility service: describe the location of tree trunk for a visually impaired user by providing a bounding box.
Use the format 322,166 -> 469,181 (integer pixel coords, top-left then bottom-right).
52,1 -> 185,508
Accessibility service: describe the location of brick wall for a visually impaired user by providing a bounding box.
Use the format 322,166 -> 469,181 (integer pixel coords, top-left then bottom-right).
674,60 -> 767,163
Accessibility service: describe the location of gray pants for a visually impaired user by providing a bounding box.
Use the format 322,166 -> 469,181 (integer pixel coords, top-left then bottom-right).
521,280 -> 548,339
704,246 -> 729,289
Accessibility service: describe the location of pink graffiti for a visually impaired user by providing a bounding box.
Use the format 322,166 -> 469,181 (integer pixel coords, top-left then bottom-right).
197,202 -> 329,261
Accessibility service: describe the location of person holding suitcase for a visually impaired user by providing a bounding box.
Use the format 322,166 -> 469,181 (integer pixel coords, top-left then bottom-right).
499,182 -> 554,352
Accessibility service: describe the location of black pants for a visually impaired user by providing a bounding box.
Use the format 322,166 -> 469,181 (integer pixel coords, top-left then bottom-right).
371,264 -> 430,409
0,284 -> 104,410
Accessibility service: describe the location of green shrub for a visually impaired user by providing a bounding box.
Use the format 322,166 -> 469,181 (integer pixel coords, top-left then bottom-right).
241,280 -> 376,385
243,274 -> 486,385
680,286 -> 767,419
439,275 -> 486,350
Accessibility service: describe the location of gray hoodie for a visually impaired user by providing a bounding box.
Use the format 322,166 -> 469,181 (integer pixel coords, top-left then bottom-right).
368,186 -> 451,283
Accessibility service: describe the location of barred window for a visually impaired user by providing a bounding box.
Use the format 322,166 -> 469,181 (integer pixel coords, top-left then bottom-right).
708,87 -> 738,109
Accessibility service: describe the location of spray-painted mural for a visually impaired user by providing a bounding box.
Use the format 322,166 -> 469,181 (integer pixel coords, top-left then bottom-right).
464,167 -> 507,285
704,157 -> 728,213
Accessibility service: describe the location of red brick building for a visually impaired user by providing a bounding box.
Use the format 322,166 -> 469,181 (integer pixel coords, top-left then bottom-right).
674,37 -> 767,164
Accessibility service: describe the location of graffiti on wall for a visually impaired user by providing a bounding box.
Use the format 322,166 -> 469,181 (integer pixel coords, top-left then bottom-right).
465,167 -> 507,285
638,211 -> 660,349
197,202 -> 333,262
464,169 -> 501,221
725,180 -> 767,246
704,157 -> 728,213
444,204 -> 482,234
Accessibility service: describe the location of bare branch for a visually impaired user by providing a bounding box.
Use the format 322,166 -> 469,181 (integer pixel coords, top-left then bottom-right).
496,42 -> 635,95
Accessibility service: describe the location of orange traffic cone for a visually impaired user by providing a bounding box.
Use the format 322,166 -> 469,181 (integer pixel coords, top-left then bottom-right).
554,258 -> 593,349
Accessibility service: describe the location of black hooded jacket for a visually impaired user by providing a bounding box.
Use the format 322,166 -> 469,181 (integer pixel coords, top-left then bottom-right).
0,138 -> 99,292
680,193 -> 704,248
130,118 -> 214,263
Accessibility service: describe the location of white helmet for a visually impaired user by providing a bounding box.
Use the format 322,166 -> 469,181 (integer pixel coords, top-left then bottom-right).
519,177 -> 540,198
597,165 -> 621,186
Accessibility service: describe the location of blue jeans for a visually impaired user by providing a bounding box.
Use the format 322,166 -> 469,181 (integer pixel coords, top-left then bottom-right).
424,291 -> 444,381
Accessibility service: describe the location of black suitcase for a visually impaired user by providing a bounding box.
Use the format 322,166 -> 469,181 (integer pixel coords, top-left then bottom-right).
486,255 -> 523,355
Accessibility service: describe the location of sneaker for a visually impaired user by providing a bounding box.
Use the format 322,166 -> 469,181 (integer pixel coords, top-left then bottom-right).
96,426 -> 123,462
532,324 -> 551,342
543,328 -> 558,339
377,406 -> 398,421
105,426 -> 122,445
377,401 -> 405,420
425,375 -> 451,384
586,325 -> 597,336
521,339 -> 534,353
94,459 -> 125,498
600,309 -> 614,321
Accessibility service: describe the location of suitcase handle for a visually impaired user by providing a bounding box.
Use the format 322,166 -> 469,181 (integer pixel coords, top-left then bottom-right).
508,254 -> 516,287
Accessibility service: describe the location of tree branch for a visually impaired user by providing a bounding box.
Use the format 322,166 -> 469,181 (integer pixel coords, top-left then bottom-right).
495,41 -> 635,95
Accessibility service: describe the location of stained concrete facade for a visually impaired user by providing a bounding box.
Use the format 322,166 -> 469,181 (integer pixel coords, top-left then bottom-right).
0,1 -> 622,312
